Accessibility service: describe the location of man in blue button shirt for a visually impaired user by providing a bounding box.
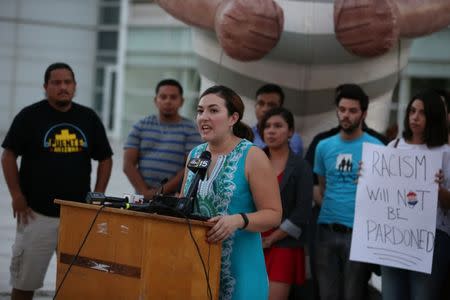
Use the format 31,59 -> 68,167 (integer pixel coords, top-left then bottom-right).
252,84 -> 304,156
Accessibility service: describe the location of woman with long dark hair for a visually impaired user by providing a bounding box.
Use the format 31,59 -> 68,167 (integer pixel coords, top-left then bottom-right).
382,89 -> 450,300
181,85 -> 282,300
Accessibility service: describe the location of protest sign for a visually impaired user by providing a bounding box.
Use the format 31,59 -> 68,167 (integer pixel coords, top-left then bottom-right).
350,143 -> 441,274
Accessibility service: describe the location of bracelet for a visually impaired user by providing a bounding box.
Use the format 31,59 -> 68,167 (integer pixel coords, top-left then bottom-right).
239,213 -> 249,230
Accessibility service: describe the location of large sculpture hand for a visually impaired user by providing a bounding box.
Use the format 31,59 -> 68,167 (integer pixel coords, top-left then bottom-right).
215,0 -> 284,61
155,0 -> 283,61
335,0 -> 450,57
334,0 -> 399,57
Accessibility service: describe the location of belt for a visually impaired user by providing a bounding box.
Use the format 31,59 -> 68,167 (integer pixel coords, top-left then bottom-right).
320,223 -> 352,233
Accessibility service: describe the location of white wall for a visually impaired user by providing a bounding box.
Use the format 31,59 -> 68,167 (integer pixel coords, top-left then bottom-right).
0,0 -> 99,132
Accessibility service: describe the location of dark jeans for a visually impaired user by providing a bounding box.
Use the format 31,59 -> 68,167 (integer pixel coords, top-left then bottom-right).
314,224 -> 370,300
381,229 -> 450,300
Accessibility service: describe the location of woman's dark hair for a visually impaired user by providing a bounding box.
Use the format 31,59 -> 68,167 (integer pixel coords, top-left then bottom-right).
200,85 -> 254,141
258,107 -> 294,144
434,88 -> 450,112
402,89 -> 448,147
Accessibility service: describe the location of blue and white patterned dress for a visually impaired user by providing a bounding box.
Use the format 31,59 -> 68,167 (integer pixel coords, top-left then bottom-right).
184,139 -> 268,300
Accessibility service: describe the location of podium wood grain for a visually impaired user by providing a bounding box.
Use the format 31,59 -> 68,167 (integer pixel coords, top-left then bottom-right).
55,199 -> 221,299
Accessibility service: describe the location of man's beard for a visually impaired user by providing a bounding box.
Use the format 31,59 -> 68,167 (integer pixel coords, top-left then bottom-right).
340,117 -> 363,134
54,99 -> 71,109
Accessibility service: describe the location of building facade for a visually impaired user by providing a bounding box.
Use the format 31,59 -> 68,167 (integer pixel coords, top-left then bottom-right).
1,0 -> 449,140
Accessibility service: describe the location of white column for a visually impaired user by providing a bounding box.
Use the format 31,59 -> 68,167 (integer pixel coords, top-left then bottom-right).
102,65 -> 117,130
10,0 -> 20,121
397,77 -> 411,135
112,0 -> 129,138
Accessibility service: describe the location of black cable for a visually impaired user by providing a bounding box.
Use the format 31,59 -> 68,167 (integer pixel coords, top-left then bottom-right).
206,240 -> 212,299
53,203 -> 213,300
53,205 -> 105,300
185,214 -> 213,300
149,205 -> 213,300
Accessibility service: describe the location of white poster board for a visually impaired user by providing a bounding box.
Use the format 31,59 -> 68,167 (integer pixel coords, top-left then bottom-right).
350,143 -> 441,274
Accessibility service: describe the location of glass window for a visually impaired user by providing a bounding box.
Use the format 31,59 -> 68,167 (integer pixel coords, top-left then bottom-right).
411,78 -> 448,96
97,31 -> 118,50
99,7 -> 120,25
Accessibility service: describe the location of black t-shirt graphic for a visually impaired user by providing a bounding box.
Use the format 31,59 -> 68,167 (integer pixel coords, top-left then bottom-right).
2,100 -> 113,217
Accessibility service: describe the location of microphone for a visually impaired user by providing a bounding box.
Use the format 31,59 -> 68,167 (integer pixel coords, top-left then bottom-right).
185,151 -> 211,213
103,202 -> 151,212
85,192 -> 128,205
97,202 -> 151,211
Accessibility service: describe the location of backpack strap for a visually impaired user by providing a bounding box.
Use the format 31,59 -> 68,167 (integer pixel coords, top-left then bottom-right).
393,138 -> 400,148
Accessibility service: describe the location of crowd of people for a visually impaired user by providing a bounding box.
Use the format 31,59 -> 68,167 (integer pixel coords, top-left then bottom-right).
1,62 -> 449,300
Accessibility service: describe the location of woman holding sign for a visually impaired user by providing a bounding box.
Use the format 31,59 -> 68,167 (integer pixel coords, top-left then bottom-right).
259,107 -> 313,299
382,89 -> 450,300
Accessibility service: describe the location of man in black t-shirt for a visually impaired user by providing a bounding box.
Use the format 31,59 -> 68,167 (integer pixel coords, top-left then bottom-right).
1,62 -> 113,300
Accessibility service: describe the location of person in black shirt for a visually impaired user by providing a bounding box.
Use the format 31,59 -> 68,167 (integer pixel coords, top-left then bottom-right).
1,62 -> 113,300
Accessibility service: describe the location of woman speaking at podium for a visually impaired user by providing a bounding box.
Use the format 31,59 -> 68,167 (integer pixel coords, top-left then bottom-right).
181,85 -> 282,299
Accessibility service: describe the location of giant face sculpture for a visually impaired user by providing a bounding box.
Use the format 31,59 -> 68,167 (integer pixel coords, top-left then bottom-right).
156,0 -> 450,142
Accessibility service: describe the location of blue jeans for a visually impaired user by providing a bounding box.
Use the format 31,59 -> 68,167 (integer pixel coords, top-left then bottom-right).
381,229 -> 450,300
314,224 -> 370,300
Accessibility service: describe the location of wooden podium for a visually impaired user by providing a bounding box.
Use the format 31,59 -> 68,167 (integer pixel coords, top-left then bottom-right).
55,199 -> 221,299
